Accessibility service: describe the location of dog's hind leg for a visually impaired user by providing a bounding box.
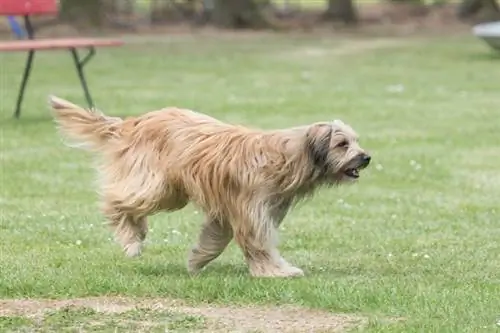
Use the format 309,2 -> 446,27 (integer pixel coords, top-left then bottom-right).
98,160 -> 166,257
102,202 -> 150,257
187,216 -> 233,274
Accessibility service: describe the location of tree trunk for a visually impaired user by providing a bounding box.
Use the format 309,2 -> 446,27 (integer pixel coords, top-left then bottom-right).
323,0 -> 358,24
211,0 -> 271,29
59,0 -> 105,27
106,0 -> 137,30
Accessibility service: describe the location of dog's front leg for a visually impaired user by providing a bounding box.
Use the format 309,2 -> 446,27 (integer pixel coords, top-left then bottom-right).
234,203 -> 304,278
272,198 -> 292,228
269,199 -> 301,272
187,216 -> 233,275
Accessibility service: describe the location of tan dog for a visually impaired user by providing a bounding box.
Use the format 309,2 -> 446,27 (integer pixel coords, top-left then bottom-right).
49,95 -> 370,278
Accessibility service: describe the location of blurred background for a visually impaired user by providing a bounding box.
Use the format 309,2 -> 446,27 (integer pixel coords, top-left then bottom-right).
0,0 -> 498,37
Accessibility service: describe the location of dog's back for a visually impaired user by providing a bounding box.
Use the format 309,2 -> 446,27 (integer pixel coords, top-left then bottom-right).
49,95 -> 243,153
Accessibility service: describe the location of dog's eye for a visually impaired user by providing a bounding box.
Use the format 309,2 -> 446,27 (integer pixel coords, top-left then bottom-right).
338,140 -> 349,148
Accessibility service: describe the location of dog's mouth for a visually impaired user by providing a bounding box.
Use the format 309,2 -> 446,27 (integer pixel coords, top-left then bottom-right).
342,154 -> 371,179
343,168 -> 360,179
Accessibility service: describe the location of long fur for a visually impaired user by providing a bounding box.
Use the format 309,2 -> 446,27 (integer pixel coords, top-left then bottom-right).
49,95 -> 370,278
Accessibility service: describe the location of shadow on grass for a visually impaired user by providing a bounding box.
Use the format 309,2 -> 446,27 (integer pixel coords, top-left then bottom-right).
464,50 -> 500,62
306,264 -> 404,278
133,262 -> 247,278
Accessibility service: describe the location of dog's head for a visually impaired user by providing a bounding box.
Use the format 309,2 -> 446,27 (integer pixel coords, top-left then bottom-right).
306,120 -> 370,183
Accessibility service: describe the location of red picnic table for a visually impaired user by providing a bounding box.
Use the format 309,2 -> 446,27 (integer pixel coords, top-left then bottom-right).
0,0 -> 124,118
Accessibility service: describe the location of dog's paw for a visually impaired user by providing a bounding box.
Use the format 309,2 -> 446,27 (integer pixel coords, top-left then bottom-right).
250,264 -> 304,278
277,258 -> 305,277
186,256 -> 209,276
283,266 -> 305,277
187,265 -> 205,276
124,242 -> 142,257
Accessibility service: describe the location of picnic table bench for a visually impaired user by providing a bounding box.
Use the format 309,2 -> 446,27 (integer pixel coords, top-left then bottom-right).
0,0 -> 124,118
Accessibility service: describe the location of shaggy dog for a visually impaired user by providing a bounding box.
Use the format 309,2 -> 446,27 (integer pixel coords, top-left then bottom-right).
49,95 -> 371,278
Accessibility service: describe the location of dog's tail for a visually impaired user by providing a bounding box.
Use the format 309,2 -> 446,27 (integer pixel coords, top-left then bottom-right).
49,95 -> 123,151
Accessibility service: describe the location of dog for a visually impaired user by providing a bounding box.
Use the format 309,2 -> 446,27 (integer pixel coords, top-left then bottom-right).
49,95 -> 371,278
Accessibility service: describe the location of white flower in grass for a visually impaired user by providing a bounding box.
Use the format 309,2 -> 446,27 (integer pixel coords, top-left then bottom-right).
386,84 -> 405,93
300,71 -> 311,81
75,240 -> 82,245
336,198 -> 351,209
375,163 -> 383,171
423,254 -> 430,259
409,159 -> 422,171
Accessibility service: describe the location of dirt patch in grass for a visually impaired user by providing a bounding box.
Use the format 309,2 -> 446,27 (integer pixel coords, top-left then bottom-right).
0,297 -> 364,332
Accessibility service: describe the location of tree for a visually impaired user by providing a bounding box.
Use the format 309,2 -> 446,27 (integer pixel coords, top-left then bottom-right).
150,0 -> 197,24
211,0 -> 272,29
323,0 -> 358,24
59,0 -> 105,27
457,0 -> 500,20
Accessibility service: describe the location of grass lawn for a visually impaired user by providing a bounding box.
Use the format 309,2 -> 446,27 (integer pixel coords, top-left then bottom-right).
0,31 -> 499,332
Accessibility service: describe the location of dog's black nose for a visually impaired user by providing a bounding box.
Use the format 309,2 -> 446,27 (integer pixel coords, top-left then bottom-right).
362,154 -> 371,166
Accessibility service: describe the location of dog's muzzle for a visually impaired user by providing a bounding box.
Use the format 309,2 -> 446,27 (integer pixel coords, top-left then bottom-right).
343,154 -> 371,179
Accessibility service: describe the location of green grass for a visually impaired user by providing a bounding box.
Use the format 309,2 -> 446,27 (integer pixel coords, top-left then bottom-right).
1,32 -> 500,332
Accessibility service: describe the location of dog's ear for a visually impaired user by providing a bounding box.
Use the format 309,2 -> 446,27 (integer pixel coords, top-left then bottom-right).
306,123 -> 333,170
